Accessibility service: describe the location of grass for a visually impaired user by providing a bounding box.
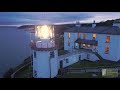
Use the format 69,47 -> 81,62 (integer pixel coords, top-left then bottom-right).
57,72 -> 102,78
66,60 -> 118,69
13,57 -> 120,78
57,60 -> 120,78
58,50 -> 69,56
14,56 -> 32,71
11,56 -> 32,78
94,52 -> 104,61
3,56 -> 32,78
14,65 -> 32,78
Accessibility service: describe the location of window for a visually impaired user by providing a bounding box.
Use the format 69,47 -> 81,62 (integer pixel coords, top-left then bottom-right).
68,33 -> 70,39
34,70 -> 37,77
106,36 -> 110,43
66,59 -> 69,63
32,60 -> 33,66
105,46 -> 109,54
88,44 -> 91,48
94,46 -> 96,49
34,51 -> 36,58
78,33 -> 80,38
68,40 -> 70,46
75,43 -> 78,46
87,54 -> 90,59
83,33 -> 86,39
75,43 -> 79,49
92,34 -> 96,40
50,51 -> 54,58
82,44 -> 86,47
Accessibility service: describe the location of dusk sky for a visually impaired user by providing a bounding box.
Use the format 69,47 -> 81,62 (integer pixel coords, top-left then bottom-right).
0,12 -> 120,26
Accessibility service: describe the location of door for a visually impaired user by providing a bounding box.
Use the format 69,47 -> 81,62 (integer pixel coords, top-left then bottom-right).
79,55 -> 81,61
87,54 -> 90,59
60,60 -> 63,69
79,43 -> 81,49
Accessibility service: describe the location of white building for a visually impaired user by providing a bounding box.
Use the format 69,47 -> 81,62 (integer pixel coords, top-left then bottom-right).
64,21 -> 120,62
31,25 -> 59,78
31,21 -> 120,78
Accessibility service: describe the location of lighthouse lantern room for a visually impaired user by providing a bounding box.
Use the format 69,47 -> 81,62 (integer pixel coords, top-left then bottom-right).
31,25 -> 58,78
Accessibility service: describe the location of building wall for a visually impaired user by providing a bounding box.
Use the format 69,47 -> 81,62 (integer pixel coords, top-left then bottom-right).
113,23 -> 120,28
97,34 -> 120,61
80,52 -> 99,61
64,32 -> 96,50
50,49 -> 59,78
33,50 -> 58,78
64,32 -> 120,61
58,52 -> 99,68
117,36 -> 120,60
64,32 -> 69,50
59,54 -> 79,68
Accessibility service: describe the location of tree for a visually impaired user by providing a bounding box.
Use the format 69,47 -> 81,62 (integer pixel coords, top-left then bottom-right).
3,68 -> 14,78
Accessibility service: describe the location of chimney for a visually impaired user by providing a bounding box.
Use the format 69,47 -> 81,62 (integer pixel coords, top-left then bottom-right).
75,21 -> 81,32
92,20 -> 96,28
75,21 -> 81,27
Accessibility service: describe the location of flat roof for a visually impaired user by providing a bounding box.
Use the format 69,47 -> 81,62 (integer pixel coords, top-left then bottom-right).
30,42 -> 57,51
75,38 -> 98,45
65,26 -> 120,35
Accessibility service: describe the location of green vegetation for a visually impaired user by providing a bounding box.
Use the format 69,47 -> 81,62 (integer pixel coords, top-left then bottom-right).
3,56 -> 32,78
66,60 -> 118,69
57,72 -> 102,78
14,65 -> 32,78
9,56 -> 120,78
18,18 -> 120,30
55,34 -> 64,49
96,18 -> 120,26
94,52 -> 104,61
58,50 -> 69,56
17,25 -> 35,29
97,20 -> 114,26
57,60 -> 120,78
13,56 -> 32,78
82,24 -> 92,27
3,68 -> 14,78
14,56 -> 32,71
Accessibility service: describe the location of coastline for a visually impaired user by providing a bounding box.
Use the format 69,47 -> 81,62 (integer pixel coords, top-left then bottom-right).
3,56 -> 32,78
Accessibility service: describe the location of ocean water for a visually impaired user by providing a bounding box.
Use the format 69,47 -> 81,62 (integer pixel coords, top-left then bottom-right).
0,27 -> 32,77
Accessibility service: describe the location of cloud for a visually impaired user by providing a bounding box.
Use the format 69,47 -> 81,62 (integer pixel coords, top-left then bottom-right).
0,12 -> 120,25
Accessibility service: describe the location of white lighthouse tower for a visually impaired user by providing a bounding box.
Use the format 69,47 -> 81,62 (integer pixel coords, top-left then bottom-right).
31,25 -> 58,78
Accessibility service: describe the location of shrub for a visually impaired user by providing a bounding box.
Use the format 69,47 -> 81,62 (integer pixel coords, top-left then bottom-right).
3,68 -> 14,78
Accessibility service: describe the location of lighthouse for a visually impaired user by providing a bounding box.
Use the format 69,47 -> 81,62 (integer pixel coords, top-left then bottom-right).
31,25 -> 58,78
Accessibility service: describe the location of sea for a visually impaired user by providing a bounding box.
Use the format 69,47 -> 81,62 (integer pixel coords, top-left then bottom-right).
0,26 -> 33,78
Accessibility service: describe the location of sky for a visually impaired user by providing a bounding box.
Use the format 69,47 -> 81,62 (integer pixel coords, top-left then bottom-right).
0,12 -> 120,26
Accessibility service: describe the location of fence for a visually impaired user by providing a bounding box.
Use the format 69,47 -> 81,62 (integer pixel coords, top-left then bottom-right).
11,61 -> 32,78
60,65 -> 120,75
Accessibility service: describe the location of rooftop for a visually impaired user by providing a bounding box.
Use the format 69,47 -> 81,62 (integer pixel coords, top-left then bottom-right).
65,26 -> 120,35
75,38 -> 98,45
30,42 -> 57,51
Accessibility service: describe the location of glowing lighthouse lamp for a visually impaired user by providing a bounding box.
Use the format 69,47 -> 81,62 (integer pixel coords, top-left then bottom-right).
35,25 -> 55,49
32,25 -> 58,78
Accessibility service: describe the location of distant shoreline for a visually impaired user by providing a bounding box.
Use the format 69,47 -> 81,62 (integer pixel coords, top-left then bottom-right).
0,26 -> 18,28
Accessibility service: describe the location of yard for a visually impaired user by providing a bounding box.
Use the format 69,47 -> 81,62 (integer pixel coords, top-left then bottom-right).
57,60 -> 120,78
57,72 -> 102,78
58,49 -> 69,56
14,65 -> 32,78
13,59 -> 120,78
66,60 -> 119,69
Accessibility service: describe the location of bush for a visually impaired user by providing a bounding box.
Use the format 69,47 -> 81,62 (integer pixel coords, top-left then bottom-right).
58,50 -> 69,56
3,68 -> 14,78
